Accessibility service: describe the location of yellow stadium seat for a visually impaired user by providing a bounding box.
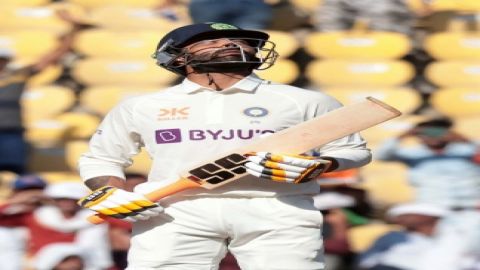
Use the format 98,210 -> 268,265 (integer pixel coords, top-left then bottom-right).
0,171 -> 18,201
66,0 -> 165,9
359,161 -> 414,207
424,0 -> 480,12
21,85 -> 76,123
0,3 -> 86,34
424,32 -> 480,60
71,58 -> 178,86
79,85 -> 160,115
25,119 -> 70,147
38,171 -> 82,183
0,0 -> 50,6
55,112 -> 101,140
0,31 -> 58,57
347,223 -> 402,253
87,5 -> 189,30
74,29 -> 164,57
306,59 -> 415,87
360,114 -> 428,145
305,31 -> 411,59
64,140 -> 89,171
265,30 -> 300,58
453,116 -> 480,140
290,0 -> 323,12
321,87 -> 422,114
255,59 -> 299,84
425,61 -> 480,87
430,88 -> 480,117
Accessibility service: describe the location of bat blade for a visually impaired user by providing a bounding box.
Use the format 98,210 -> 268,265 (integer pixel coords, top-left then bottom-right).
87,97 -> 400,224
182,97 -> 401,189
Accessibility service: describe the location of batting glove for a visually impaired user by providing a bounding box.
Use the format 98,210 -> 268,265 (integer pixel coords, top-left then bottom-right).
245,152 -> 332,184
78,186 -> 164,222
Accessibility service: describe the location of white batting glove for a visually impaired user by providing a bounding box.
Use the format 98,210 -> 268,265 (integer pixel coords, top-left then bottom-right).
78,186 -> 164,222
245,152 -> 332,184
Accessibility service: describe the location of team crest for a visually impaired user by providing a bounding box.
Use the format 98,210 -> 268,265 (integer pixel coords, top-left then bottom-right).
243,107 -> 269,118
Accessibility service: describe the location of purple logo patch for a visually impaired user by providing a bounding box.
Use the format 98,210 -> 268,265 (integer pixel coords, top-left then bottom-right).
155,129 -> 182,144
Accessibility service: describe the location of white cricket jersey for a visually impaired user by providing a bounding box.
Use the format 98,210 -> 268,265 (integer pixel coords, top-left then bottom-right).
79,74 -> 371,196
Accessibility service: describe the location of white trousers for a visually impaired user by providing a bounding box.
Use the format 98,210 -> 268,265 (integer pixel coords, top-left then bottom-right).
127,195 -> 325,270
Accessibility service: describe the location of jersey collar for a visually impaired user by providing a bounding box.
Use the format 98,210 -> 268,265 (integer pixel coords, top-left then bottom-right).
179,73 -> 264,94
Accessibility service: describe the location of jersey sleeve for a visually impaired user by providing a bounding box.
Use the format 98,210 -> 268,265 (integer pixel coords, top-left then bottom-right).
78,100 -> 143,181
307,94 -> 372,171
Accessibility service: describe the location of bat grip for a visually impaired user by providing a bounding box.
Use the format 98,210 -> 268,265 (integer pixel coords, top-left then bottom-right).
87,178 -> 201,224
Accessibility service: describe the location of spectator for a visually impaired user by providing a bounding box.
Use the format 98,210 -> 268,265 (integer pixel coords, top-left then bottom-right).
0,182 -> 113,269
32,243 -> 86,270
314,0 -> 415,35
0,11 -> 85,175
313,192 -> 357,270
356,202 -> 450,270
374,117 -> 480,209
0,174 -> 48,270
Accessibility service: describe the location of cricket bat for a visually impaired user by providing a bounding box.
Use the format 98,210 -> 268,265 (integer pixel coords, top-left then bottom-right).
88,97 -> 401,224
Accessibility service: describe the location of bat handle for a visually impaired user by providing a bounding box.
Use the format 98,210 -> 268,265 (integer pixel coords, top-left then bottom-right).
87,178 -> 201,224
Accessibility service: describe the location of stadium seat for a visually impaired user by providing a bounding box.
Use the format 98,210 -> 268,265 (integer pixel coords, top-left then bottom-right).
290,0 -> 323,13
66,0 -> 163,9
0,171 -> 18,202
74,29 -> 163,58
453,116 -> 480,140
38,171 -> 82,183
305,31 -> 411,59
0,3 -> 86,34
0,31 -> 58,57
64,140 -> 89,171
321,87 -> 422,114
306,60 -> 415,87
430,87 -> 480,117
360,114 -> 428,145
265,30 -> 300,58
79,86 -> 160,115
255,59 -> 299,84
0,0 -> 50,6
359,161 -> 414,207
25,119 -> 70,147
87,5 -> 189,30
347,223 -> 402,253
71,58 -> 178,86
420,0 -> 480,12
21,85 -> 76,123
425,61 -> 480,87
424,31 -> 480,60
55,112 -> 101,140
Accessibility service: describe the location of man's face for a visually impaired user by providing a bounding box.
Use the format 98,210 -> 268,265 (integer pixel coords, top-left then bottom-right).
184,38 -> 256,63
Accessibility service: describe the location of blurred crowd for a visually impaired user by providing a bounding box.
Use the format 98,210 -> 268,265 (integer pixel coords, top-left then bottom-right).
0,0 -> 479,269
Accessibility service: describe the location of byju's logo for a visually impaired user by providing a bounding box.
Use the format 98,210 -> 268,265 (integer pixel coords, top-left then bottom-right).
155,129 -> 182,144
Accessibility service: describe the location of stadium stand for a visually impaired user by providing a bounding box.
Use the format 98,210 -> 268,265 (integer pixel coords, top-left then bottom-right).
79,85 -> 160,116
71,57 -> 178,86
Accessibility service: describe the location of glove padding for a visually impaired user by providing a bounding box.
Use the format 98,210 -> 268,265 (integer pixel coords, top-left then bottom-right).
78,186 -> 164,222
245,152 -> 332,184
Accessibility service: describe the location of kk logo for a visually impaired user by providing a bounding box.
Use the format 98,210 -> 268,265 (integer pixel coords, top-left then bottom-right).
158,107 -> 190,121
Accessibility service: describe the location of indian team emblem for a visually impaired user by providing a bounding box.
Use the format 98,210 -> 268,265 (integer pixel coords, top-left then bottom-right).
210,23 -> 238,30
243,107 -> 269,118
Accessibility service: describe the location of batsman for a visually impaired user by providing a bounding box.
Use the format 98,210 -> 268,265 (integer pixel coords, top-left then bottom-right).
78,22 -> 372,269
